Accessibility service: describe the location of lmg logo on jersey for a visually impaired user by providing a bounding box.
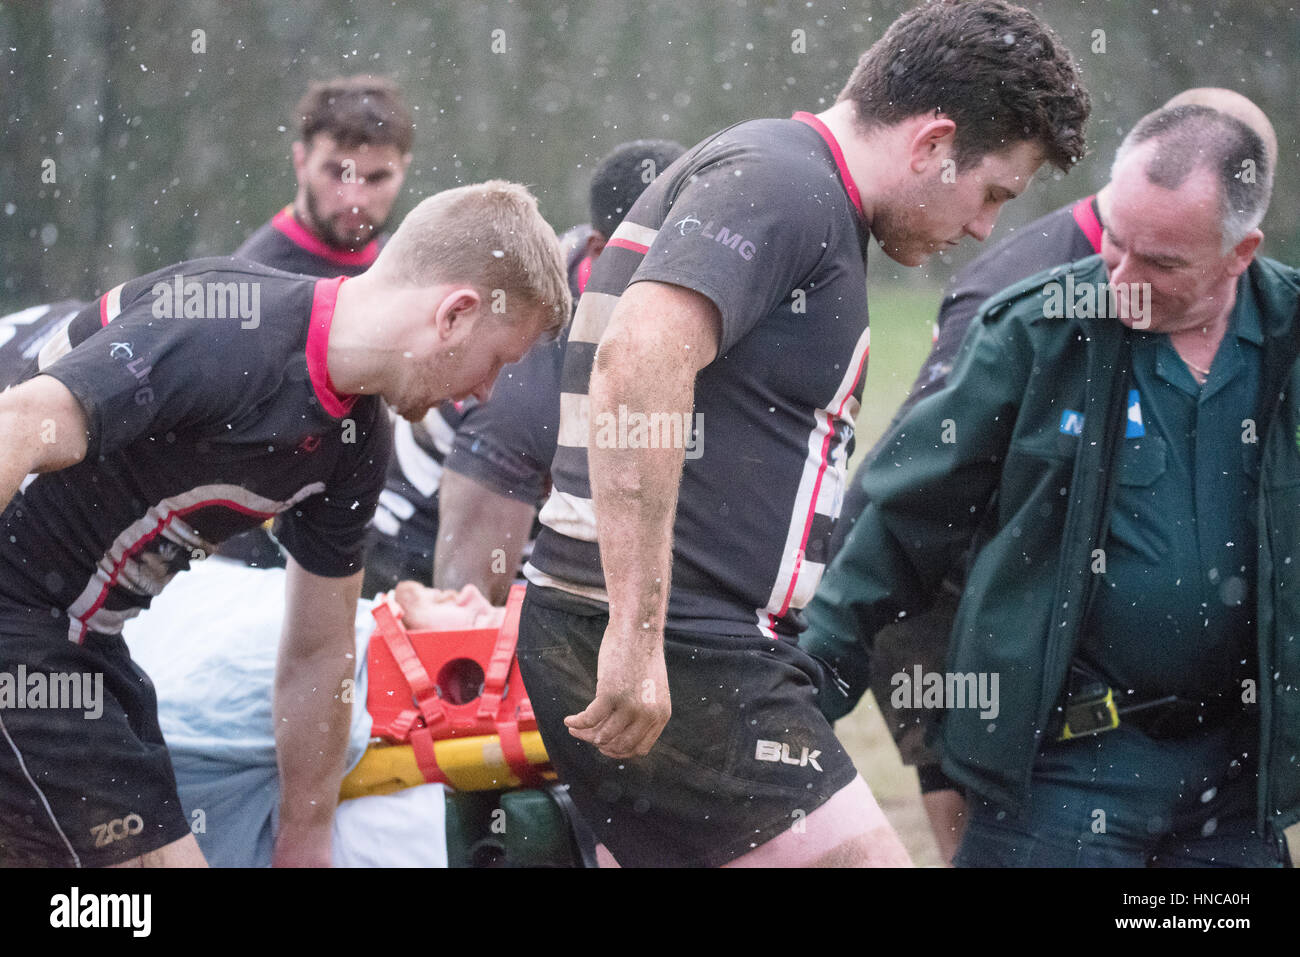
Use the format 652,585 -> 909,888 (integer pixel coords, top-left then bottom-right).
674,213 -> 702,236
755,739 -> 823,772
672,213 -> 756,260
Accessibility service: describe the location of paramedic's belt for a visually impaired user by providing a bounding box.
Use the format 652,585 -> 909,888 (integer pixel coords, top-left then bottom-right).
1052,666 -> 1244,742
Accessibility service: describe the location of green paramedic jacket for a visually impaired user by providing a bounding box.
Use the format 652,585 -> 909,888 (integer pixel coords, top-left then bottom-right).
802,254 -> 1300,830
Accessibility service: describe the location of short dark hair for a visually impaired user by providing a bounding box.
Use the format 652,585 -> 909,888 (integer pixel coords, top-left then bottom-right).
296,75 -> 414,154
589,139 -> 686,236
1113,105 -> 1272,249
838,0 -> 1089,172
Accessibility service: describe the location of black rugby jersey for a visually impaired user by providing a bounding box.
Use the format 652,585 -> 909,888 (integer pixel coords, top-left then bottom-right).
229,204 -> 388,566
0,258 -> 391,641
234,206 -> 382,278
527,113 -> 872,640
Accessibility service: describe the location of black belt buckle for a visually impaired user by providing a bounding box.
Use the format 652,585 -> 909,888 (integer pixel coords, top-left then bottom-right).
1058,680 -> 1119,741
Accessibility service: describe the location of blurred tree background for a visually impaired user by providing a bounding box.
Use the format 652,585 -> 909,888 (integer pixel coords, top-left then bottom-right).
1,0 -> 1296,310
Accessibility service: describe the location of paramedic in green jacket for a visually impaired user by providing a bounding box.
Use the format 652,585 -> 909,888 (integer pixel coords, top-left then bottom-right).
803,103 -> 1300,867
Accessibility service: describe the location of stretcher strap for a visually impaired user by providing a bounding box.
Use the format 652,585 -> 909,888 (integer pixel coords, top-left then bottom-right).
518,697 -> 536,728
497,717 -> 544,788
409,726 -> 447,786
373,599 -> 447,732
389,707 -> 419,742
477,584 -> 526,720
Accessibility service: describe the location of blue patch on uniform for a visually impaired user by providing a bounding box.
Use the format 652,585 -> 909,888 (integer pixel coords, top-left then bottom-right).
1125,389 -> 1145,437
1059,410 -> 1084,437
1059,390 -> 1145,438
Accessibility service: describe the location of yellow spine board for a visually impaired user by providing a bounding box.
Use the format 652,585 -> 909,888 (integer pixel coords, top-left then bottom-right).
339,730 -> 553,801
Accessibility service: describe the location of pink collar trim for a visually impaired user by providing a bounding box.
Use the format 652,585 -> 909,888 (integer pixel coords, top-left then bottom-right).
272,206 -> 380,268
792,111 -> 865,221
1071,195 -> 1103,254
305,276 -> 358,418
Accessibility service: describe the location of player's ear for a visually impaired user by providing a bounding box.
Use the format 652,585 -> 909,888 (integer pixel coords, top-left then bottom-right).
292,140 -> 309,180
907,115 -> 957,174
434,287 -> 484,340
1226,229 -> 1263,277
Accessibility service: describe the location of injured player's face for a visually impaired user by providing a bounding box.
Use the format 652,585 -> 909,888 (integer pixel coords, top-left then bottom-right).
393,581 -> 506,630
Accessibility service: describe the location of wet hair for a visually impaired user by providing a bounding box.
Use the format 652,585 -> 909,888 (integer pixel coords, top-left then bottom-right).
838,0 -> 1090,172
296,75 -> 414,154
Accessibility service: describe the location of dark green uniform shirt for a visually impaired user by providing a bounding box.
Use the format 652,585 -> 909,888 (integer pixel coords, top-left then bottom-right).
1082,286 -> 1264,699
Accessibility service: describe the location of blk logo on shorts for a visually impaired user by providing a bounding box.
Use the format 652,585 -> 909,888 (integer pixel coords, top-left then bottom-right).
755,739 -> 822,772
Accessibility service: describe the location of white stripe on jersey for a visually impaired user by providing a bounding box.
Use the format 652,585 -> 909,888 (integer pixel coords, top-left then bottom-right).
36,315 -> 75,370
535,488 -> 600,543
377,488 -> 417,522
610,221 -> 660,250
556,392 -> 591,449
372,503 -> 404,538
568,290 -> 620,346
567,222 -> 659,346
66,481 -> 324,642
523,563 -> 611,605
105,283 -> 124,323
756,324 -> 870,638
541,226 -> 658,548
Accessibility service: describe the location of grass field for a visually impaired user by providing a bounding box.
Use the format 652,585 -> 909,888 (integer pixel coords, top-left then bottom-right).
850,284 -> 943,466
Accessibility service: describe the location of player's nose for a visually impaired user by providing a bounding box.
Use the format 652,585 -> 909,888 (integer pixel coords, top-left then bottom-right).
337,178 -> 367,203
964,211 -> 997,243
1106,251 -> 1137,286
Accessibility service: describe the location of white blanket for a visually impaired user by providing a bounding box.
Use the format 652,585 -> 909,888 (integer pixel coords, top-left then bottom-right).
124,557 -> 446,867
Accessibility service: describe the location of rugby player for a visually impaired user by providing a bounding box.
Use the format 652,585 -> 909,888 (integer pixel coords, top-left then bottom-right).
0,181 -> 568,867
231,75 -> 421,570
236,74 -> 412,274
516,0 -> 1091,867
